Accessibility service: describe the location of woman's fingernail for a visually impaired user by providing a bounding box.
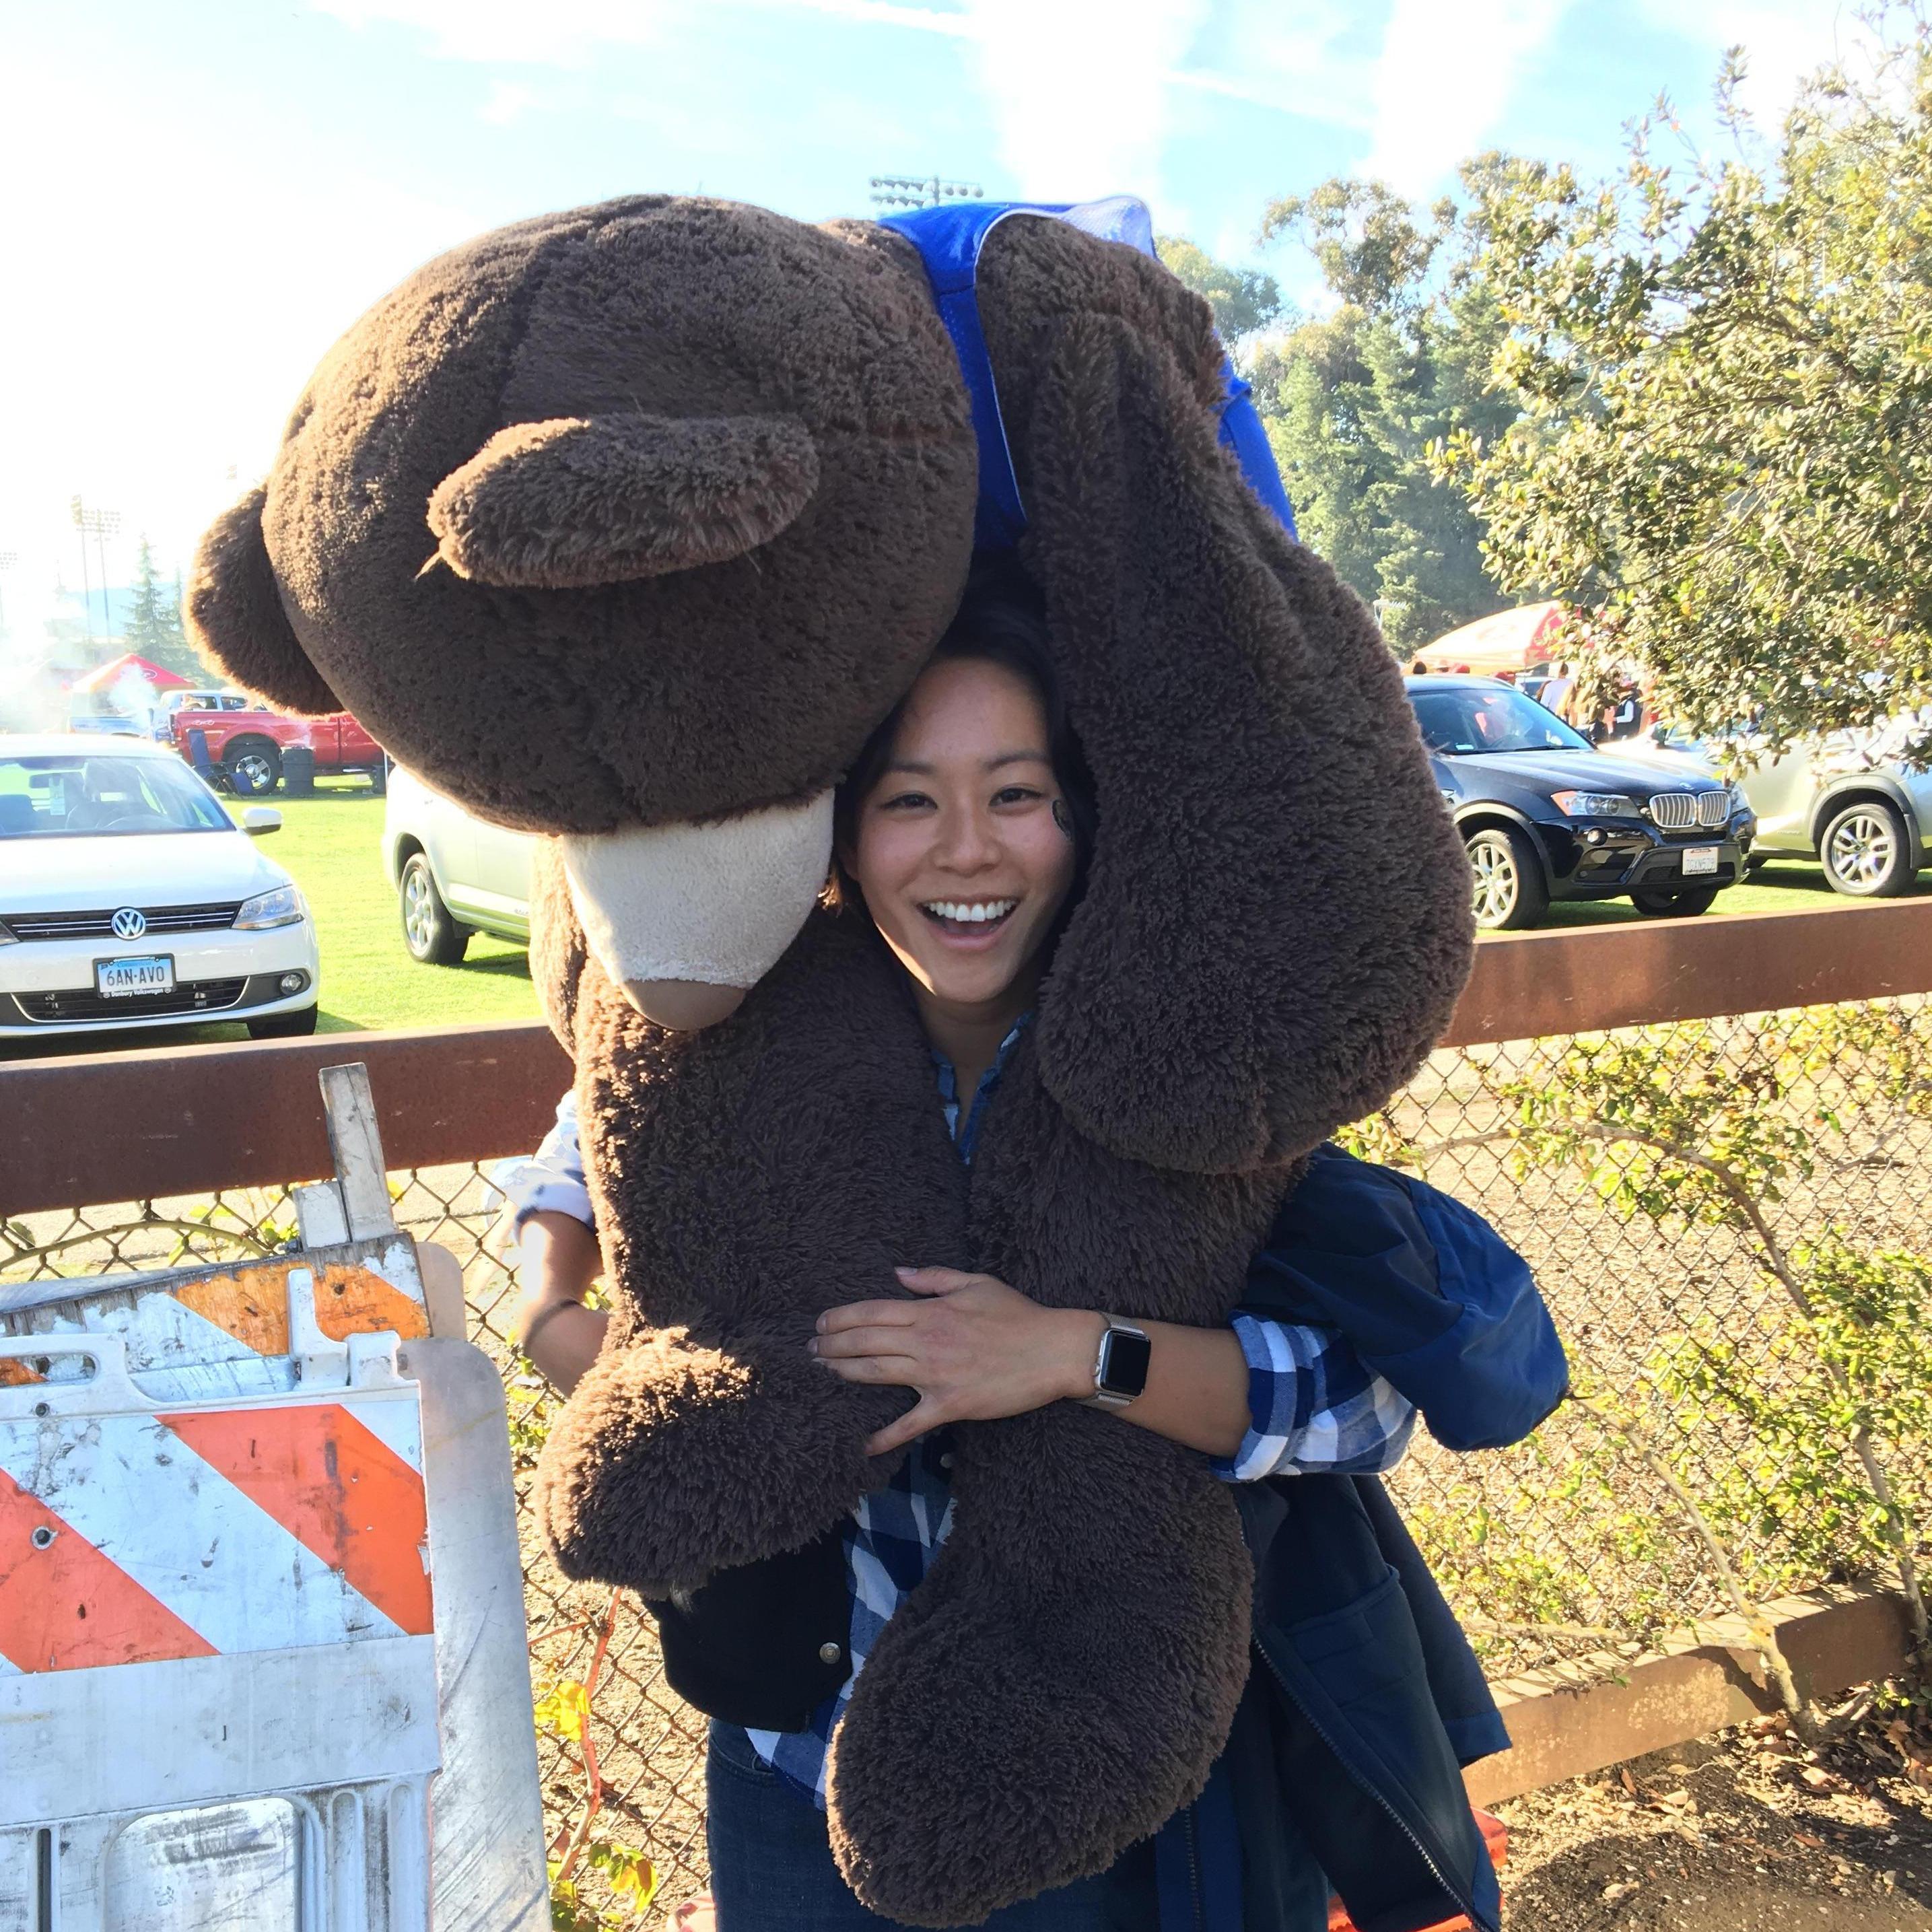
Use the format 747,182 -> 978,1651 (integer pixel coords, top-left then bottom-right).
894,1266 -> 917,1279
806,1337 -> 819,1355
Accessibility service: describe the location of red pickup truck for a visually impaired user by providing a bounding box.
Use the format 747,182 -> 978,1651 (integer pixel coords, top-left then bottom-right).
170,703 -> 386,796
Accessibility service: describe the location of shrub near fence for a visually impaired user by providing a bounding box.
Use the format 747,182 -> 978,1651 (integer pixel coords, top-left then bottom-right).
4,901 -> 1931,1921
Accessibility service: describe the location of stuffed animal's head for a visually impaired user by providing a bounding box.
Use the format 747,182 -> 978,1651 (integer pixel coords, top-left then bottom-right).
188,197 -> 977,1023
191,195 -> 1472,1165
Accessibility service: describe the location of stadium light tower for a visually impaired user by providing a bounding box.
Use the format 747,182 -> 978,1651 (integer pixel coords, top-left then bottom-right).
868,174 -> 984,211
71,497 -> 121,642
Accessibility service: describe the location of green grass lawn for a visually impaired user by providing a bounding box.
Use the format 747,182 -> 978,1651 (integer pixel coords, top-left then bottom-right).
6,775 -> 1921,1061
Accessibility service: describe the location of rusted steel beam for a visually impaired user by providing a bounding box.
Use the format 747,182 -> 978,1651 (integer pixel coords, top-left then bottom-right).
1443,896 -> 1932,1048
4,899 -> 1931,1217
0,1023 -> 570,1218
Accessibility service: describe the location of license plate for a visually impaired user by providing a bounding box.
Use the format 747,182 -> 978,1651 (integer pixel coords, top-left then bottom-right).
1682,846 -> 1719,877
96,955 -> 175,997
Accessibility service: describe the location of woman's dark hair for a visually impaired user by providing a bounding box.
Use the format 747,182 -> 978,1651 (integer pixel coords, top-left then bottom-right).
829,559 -> 1097,909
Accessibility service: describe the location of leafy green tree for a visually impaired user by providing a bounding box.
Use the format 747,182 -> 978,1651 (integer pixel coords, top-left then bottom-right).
123,537 -> 205,679
1440,14 -> 1932,750
1245,169 -> 1515,650
1155,234 -> 1282,341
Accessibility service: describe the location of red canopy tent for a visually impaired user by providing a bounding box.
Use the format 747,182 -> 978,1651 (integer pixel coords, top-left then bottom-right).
71,652 -> 194,695
1411,603 -> 1566,677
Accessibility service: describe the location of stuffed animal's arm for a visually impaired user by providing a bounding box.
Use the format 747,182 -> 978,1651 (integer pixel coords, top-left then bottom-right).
534,1317 -> 911,1597
1019,312 -> 1473,1175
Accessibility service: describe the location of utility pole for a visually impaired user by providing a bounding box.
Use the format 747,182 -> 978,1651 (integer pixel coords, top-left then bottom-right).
71,497 -> 121,644
868,174 -> 984,212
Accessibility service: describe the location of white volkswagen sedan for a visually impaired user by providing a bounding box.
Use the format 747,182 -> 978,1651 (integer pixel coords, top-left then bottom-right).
0,734 -> 321,1042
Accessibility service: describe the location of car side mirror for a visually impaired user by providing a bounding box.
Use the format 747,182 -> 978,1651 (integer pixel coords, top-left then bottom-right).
242,806 -> 282,836
1649,723 -> 1669,745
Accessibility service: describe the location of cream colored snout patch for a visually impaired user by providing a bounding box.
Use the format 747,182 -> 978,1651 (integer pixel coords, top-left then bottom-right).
560,792 -> 834,1027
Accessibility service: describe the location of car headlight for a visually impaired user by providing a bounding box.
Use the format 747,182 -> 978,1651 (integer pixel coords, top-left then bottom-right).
1729,782 -> 1751,813
1550,791 -> 1641,819
234,885 -> 306,930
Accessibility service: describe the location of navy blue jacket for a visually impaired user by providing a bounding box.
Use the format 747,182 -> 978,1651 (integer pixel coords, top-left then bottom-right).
1211,1146 -> 1568,1932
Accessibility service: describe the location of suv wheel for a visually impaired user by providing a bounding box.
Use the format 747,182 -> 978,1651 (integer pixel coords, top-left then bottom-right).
401,852 -> 471,963
1820,799 -> 1913,897
1630,885 -> 1720,917
226,739 -> 282,795
1465,826 -> 1548,931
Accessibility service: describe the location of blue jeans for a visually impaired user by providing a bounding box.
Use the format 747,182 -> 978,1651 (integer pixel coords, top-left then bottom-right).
703,1720 -> 1161,1930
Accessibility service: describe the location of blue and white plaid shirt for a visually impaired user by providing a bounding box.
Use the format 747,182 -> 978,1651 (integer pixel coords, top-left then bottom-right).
493,1023 -> 1415,1808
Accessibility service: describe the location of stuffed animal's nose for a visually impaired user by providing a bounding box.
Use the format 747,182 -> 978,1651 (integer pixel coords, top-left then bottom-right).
559,793 -> 834,1032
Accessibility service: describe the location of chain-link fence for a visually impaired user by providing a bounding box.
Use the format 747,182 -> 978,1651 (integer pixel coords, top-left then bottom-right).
6,994 -> 1929,1916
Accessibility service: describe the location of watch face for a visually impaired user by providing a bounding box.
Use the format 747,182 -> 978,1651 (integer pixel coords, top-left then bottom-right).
1101,1327 -> 1152,1399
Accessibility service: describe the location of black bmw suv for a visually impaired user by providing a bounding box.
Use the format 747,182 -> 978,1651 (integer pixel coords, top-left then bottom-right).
1407,676 -> 1756,930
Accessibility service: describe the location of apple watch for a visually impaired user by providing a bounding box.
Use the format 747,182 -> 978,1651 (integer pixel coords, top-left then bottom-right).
1086,1314 -> 1152,1410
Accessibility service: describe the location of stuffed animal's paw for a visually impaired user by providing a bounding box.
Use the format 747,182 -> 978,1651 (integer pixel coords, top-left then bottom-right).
821,1409 -> 1251,1925
533,1325 -> 907,1595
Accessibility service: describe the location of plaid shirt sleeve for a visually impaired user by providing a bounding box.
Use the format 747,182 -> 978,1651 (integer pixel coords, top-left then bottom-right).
1208,1312 -> 1417,1483
487,1090 -> 594,1233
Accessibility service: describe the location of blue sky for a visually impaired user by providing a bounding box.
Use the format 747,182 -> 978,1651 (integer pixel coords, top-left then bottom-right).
0,0 -> 1855,661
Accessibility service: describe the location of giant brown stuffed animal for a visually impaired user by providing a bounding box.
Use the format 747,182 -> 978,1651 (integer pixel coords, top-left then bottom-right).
187,195 -> 1474,1926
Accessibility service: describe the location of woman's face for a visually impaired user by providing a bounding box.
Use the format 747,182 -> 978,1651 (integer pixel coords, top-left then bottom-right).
846,655 -> 1078,1015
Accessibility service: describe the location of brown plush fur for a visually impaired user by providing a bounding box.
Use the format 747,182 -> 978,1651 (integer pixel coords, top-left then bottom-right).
187,197 -> 1474,1928
187,198 -> 977,833
426,411 -> 822,587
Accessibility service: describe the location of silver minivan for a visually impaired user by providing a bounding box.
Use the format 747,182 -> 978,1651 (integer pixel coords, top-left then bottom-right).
381,766 -> 533,962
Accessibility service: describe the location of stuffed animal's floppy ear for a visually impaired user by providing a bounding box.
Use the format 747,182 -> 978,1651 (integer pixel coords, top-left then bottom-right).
185,487 -> 343,715
425,412 -> 821,589
1023,313 -> 1474,1174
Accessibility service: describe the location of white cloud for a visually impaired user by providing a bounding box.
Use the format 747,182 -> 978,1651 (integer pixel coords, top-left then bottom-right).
948,0 -> 1211,202
312,0 -> 666,65
312,0 -> 974,65
1364,0 -> 1570,194
480,79 -> 537,123
1630,0 -> 1855,128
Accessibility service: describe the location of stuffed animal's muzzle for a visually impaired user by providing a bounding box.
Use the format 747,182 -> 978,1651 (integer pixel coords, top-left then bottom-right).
559,791 -> 833,1028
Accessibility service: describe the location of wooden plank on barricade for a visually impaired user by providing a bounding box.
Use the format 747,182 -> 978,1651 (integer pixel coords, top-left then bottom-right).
0,1022 -> 572,1218
4,901 -> 1932,1215
1442,896 -> 1932,1047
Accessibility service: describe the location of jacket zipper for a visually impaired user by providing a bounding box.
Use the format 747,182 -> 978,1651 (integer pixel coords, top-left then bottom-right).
1251,1638 -> 1489,1932
1184,1801 -> 1205,1932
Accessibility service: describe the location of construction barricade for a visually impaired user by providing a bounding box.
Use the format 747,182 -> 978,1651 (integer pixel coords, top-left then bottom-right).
0,1065 -> 547,1931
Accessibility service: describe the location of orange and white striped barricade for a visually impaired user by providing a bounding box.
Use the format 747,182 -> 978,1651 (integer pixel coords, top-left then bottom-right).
0,1063 -> 547,1932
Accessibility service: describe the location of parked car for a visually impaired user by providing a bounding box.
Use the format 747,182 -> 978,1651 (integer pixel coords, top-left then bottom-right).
1648,712 -> 1932,897
382,765 -> 533,963
1408,676 -> 1755,930
170,701 -> 386,796
0,734 -> 320,1040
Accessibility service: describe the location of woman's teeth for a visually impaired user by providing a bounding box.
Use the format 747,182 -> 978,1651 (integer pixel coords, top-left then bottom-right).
921,898 -> 1017,928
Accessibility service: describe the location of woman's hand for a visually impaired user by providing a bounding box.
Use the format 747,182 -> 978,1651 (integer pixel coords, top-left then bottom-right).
812,1267 -> 1103,1455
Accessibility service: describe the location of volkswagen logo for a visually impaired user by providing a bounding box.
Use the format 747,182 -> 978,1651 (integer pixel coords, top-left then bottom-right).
110,907 -> 148,941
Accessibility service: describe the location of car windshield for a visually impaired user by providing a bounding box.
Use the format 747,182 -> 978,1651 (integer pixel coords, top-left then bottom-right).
0,754 -> 234,837
1411,686 -> 1594,756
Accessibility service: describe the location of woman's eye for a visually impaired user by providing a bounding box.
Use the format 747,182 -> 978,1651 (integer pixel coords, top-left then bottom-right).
992,786 -> 1043,808
878,790 -> 934,812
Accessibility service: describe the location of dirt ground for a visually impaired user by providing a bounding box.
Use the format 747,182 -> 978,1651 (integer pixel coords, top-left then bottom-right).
1495,1702 -> 1932,1930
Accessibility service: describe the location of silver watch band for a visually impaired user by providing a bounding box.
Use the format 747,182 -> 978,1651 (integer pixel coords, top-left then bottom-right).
1085,1313 -> 1149,1410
